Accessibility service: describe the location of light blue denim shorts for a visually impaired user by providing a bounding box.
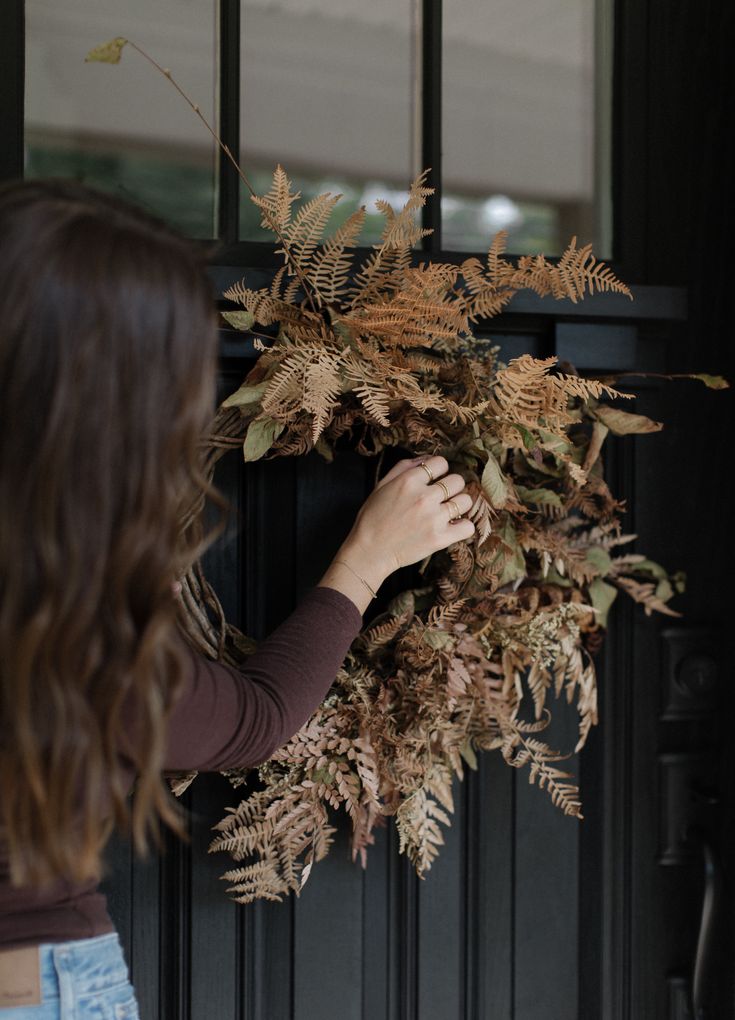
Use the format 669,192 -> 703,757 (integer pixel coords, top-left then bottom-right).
0,932 -> 139,1019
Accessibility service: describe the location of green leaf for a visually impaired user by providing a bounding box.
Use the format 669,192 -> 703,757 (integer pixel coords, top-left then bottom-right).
497,519 -> 526,586
514,425 -> 538,452
515,485 -> 563,509
626,558 -> 668,579
481,451 -> 510,508
422,629 -> 454,650
656,578 -> 674,602
332,320 -> 355,348
85,37 -> 128,63
242,416 -> 285,461
221,380 -> 268,409
544,566 -> 572,588
387,590 -> 416,618
688,374 -> 729,390
594,405 -> 663,435
585,546 -> 613,575
536,429 -> 573,457
221,310 -> 255,331
588,578 -> 618,627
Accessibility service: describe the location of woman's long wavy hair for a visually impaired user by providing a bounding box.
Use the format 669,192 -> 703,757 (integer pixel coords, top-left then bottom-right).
0,179 -> 224,887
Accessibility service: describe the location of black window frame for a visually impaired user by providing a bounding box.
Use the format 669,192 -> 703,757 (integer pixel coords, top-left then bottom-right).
3,0 -> 682,318
6,1 -> 612,265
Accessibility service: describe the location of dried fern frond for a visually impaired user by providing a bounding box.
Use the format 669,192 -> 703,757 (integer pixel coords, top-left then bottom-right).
491,237 -> 631,304
310,206 -> 367,305
348,170 -> 433,306
250,163 -> 300,234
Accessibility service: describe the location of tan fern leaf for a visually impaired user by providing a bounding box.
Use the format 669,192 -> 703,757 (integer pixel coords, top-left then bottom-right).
354,381 -> 391,426
491,239 -> 630,305
492,355 -> 562,427
260,345 -> 344,428
349,171 -> 434,305
554,238 -> 632,302
613,575 -> 682,617
347,264 -> 467,349
302,351 -> 346,441
427,598 -> 467,629
443,397 -> 492,425
403,350 -> 444,373
350,800 -> 384,868
487,229 -> 510,277
269,264 -> 288,299
251,164 -> 300,234
280,192 -> 341,283
395,763 -> 454,876
461,252 -> 515,322
387,372 -> 446,413
223,279 -> 302,327
309,206 -> 367,304
527,661 -> 552,719
360,614 -> 410,652
491,354 -> 630,435
467,488 -> 494,545
220,855 -> 290,904
260,357 -> 307,419
271,429 -> 314,458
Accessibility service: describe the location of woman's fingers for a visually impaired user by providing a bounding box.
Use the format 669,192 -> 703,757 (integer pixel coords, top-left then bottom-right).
427,472 -> 467,502
413,455 -> 449,484
446,517 -> 476,543
439,490 -> 474,520
374,456 -> 423,490
346,453 -> 475,581
375,454 -> 448,491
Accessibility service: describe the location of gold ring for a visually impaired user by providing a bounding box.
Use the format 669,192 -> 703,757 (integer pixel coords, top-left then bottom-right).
447,499 -> 461,521
437,480 -> 450,501
419,461 -> 434,483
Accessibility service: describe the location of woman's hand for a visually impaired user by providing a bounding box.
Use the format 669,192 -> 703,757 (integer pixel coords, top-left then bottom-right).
317,455 -> 475,613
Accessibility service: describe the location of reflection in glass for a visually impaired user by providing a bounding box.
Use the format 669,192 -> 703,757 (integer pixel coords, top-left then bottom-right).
25,0 -> 217,237
442,0 -> 609,256
239,0 -> 420,245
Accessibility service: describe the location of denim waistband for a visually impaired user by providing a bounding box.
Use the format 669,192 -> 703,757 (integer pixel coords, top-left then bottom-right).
37,932 -> 129,1002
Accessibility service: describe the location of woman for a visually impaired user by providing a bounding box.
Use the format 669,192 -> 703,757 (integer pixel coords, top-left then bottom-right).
0,179 -> 475,1018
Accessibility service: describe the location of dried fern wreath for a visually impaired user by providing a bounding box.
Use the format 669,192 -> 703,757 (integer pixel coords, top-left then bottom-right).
86,38 -> 721,905
169,167 -> 691,905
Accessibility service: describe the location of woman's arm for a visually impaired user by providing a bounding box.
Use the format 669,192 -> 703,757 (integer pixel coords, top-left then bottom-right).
163,454 -> 476,772
163,584 -> 365,772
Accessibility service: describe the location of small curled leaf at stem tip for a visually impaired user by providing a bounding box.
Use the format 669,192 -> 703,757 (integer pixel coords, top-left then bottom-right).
85,37 -> 128,64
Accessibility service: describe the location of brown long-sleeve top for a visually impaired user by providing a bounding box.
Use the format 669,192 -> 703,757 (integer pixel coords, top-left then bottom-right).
0,586 -> 363,949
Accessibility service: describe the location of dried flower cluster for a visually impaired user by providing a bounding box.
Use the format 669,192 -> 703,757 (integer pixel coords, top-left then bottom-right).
171,168 -> 686,905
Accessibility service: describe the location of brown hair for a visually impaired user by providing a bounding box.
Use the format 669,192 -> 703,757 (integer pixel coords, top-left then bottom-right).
0,179 -> 223,886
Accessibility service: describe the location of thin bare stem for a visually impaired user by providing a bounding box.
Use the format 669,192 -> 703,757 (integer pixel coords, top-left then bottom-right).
125,40 -> 320,314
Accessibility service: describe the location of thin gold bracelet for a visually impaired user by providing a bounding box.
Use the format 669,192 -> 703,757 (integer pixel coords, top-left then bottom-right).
333,559 -> 378,600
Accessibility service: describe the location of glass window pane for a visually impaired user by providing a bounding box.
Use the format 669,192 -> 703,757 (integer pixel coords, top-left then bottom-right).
25,0 -> 217,238
442,0 -> 611,256
239,0 -> 419,244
